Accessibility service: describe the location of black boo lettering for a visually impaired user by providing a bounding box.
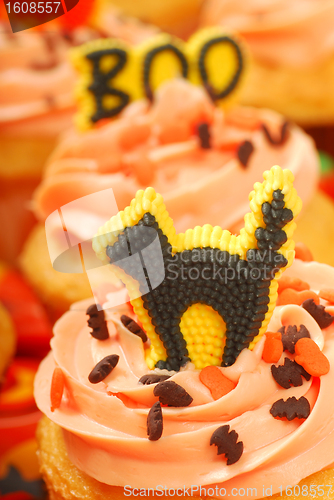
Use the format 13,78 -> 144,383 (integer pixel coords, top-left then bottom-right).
86,48 -> 130,122
85,34 -> 244,123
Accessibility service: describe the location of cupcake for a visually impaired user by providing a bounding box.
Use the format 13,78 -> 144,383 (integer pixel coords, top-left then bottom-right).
200,0 -> 334,154
34,166 -> 334,499
0,8 -> 157,264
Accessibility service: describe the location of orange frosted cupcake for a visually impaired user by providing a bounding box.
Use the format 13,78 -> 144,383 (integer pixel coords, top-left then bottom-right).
34,167 -> 334,499
200,0 -> 334,129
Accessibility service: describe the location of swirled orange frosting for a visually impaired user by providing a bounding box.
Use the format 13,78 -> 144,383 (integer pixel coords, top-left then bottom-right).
33,78 -> 318,240
34,259 -> 334,497
201,0 -> 334,68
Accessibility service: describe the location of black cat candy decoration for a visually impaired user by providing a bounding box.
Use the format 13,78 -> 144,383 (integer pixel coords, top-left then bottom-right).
93,166 -> 302,371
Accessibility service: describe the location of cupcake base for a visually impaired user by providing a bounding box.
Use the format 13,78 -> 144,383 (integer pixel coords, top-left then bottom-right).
37,417 -> 334,500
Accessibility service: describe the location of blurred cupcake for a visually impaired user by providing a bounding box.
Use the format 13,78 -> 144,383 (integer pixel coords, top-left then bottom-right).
20,76 -> 334,318
200,0 -> 334,153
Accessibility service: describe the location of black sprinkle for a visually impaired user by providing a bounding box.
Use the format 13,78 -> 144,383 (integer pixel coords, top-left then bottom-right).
88,354 -> 119,384
121,315 -> 148,343
237,140 -> 254,168
262,121 -> 289,146
147,401 -> 163,440
278,324 -> 310,354
271,358 -> 311,389
86,304 -> 109,340
270,396 -> 310,420
153,381 -> 193,407
302,299 -> 334,329
197,122 -> 211,149
210,425 -> 243,465
139,374 -> 171,385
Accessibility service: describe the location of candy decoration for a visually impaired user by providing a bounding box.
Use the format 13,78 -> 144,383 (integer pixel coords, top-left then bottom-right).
237,140 -> 254,168
278,324 -> 310,354
121,315 -> 148,343
139,374 -> 171,385
50,367 -> 65,412
210,425 -> 243,465
277,275 -> 310,294
71,27 -> 246,129
197,122 -> 211,149
262,122 -> 289,146
153,381 -> 193,407
199,366 -> 236,400
271,358 -> 311,389
270,396 -> 310,421
262,333 -> 283,363
86,304 -> 109,340
295,338 -> 330,377
302,298 -> 334,329
88,355 -> 119,384
93,166 -> 301,370
277,289 -> 319,306
147,401 -> 163,441
319,288 -> 334,303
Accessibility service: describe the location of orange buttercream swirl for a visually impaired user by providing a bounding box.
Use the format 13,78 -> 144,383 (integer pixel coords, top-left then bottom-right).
34,259 -> 334,498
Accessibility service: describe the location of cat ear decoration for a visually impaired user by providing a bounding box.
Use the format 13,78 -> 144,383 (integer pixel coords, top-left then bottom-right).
93,166 -> 302,371
71,27 -> 246,130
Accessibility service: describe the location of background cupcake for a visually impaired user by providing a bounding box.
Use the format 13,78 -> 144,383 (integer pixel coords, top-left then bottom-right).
200,0 -> 334,155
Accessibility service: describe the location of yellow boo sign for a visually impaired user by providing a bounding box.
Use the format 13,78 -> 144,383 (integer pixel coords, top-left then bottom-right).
71,27 -> 246,130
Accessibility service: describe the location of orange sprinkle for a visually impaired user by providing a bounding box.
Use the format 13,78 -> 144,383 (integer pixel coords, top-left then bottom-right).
319,288 -> 334,304
199,365 -> 236,400
262,334 -> 283,363
50,367 -> 65,412
277,289 -> 320,306
277,275 -> 310,294
295,337 -> 330,377
294,242 -> 313,262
